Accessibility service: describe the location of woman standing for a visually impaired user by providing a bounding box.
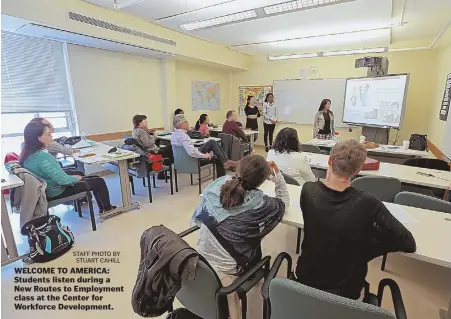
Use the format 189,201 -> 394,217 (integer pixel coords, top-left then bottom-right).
313,98 -> 335,140
262,93 -> 277,152
244,95 -> 261,141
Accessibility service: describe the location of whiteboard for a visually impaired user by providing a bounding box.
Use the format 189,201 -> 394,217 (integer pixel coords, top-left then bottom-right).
274,79 -> 346,127
442,116 -> 451,160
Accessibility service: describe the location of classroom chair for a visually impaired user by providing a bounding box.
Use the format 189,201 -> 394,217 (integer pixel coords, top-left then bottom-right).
262,253 -> 407,319
395,192 -> 451,214
351,176 -> 401,203
175,254 -> 271,319
281,172 -> 300,186
300,144 -> 324,154
219,133 -> 250,161
47,181 -> 96,231
352,176 -> 402,271
172,145 -> 215,195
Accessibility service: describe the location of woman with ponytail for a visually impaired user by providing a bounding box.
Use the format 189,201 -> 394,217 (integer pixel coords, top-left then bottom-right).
194,113 -> 210,136
191,155 -> 289,319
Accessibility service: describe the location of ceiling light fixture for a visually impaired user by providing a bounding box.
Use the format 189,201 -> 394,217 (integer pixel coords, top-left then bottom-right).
268,47 -> 387,60
180,10 -> 257,31
322,47 -> 386,56
264,0 -> 349,15
268,53 -> 319,60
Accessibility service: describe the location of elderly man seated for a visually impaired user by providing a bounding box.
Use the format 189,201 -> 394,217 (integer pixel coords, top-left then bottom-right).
171,114 -> 235,177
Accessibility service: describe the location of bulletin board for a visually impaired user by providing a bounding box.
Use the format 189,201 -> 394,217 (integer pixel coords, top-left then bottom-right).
238,85 -> 272,115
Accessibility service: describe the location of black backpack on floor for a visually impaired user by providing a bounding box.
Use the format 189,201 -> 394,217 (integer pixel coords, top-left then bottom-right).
21,215 -> 74,263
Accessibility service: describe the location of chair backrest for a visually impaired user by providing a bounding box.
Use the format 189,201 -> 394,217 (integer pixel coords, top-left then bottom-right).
219,133 -> 244,161
300,144 -> 323,154
172,145 -> 199,174
176,258 -> 227,319
395,191 -> 451,213
351,176 -> 401,202
269,278 -> 396,319
281,172 -> 300,186
404,158 -> 450,172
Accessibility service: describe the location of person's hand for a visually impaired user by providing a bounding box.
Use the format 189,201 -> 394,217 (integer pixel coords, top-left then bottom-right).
203,153 -> 212,160
268,161 -> 280,175
148,129 -> 155,134
74,175 -> 83,181
271,120 -> 277,124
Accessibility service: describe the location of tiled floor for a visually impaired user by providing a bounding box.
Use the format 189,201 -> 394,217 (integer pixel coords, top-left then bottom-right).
2,150 -> 450,319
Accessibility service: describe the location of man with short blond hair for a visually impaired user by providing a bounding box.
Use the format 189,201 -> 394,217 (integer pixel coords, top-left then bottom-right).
296,139 -> 416,300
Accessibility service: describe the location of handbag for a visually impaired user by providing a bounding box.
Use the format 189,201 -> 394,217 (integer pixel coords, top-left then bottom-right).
21,215 -> 74,263
409,134 -> 428,151
147,154 -> 163,171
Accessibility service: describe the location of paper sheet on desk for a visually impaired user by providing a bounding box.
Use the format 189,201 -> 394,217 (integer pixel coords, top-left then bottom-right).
386,204 -> 418,226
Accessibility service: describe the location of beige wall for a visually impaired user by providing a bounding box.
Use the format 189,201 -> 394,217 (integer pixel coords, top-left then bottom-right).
427,46 -> 451,147
3,0 -> 251,70
175,61 -> 231,127
232,50 -> 438,145
67,44 -> 164,135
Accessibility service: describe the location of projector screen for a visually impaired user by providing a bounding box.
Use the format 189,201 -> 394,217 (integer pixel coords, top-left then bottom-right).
342,74 -> 409,128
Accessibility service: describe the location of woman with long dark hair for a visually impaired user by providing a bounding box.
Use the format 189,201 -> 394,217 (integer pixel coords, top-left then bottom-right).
195,113 -> 210,136
244,95 -> 261,141
192,155 -> 289,319
267,128 -> 316,185
20,122 -> 115,214
262,93 -> 277,151
313,98 -> 335,139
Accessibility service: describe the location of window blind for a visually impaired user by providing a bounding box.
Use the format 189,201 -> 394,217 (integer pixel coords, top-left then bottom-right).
1,31 -> 73,113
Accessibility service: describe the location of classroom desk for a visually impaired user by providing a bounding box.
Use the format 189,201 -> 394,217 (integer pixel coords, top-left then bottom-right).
73,141 -> 140,219
305,152 -> 451,190
1,170 -> 24,266
307,139 -> 430,164
260,182 -> 451,268
156,134 -> 221,144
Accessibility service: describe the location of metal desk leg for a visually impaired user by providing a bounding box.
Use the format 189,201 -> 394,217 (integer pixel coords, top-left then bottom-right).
98,159 -> 140,220
1,194 -> 18,260
250,135 -> 255,152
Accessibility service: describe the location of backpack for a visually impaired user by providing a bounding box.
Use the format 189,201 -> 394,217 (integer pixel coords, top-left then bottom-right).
21,215 -> 74,263
166,309 -> 202,319
187,131 -> 206,140
409,134 -> 428,151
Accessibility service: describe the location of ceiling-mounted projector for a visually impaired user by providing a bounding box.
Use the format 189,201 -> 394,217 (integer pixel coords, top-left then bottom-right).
355,56 -> 389,76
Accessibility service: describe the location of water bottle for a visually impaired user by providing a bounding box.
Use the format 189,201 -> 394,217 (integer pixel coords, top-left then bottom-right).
80,130 -> 86,141
334,132 -> 339,142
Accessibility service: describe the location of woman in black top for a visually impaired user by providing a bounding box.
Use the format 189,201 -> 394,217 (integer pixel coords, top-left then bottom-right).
244,95 -> 261,141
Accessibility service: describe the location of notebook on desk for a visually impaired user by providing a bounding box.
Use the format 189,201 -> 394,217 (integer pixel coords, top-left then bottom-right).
72,140 -> 93,149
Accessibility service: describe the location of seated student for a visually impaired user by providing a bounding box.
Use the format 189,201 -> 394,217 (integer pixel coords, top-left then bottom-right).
267,128 -> 316,186
30,118 -> 80,158
222,110 -> 247,141
171,114 -> 234,177
131,114 -> 159,152
296,140 -> 416,300
192,156 -> 289,319
195,114 -> 210,137
174,108 -> 184,117
20,122 -> 116,214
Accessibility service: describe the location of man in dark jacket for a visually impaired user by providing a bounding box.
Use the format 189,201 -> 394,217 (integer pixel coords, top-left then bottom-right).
296,140 -> 416,300
132,226 -> 198,317
222,110 -> 247,141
